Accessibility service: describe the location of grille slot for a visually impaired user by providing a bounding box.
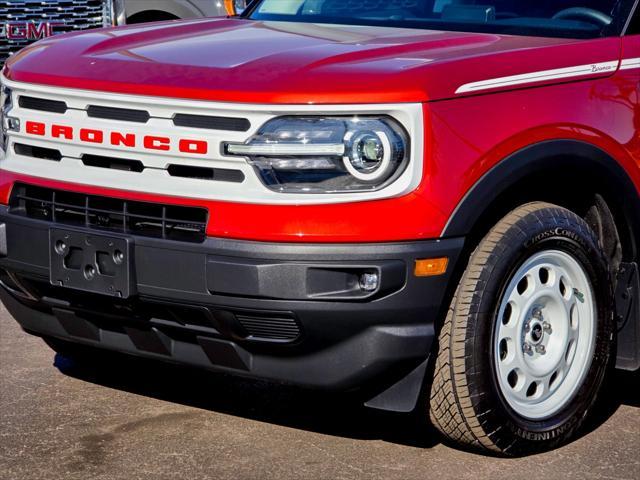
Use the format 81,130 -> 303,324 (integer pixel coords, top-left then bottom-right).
1,0 -> 110,64
9,184 -> 208,243
236,314 -> 301,342
173,114 -> 251,132
87,105 -> 151,123
167,164 -> 245,183
14,143 -> 62,161
19,96 -> 68,114
82,154 -> 145,172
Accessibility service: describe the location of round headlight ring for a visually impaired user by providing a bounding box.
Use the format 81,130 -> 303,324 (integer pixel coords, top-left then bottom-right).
343,129 -> 392,182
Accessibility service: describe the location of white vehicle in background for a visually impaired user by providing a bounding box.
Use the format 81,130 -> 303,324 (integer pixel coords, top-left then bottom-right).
124,0 -> 248,24
0,0 -> 248,64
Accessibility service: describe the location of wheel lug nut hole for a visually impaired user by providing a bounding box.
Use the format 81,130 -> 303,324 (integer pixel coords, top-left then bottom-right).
539,267 -> 550,285
499,339 -> 508,360
565,339 -> 576,363
517,276 -> 529,295
570,304 -> 578,329
559,277 -> 572,299
507,369 -> 519,388
502,303 -> 513,326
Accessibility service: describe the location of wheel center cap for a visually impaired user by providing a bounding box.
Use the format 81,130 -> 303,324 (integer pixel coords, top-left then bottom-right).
530,322 -> 544,344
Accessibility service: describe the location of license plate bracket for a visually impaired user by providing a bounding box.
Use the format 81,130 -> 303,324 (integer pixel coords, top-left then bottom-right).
49,228 -> 135,298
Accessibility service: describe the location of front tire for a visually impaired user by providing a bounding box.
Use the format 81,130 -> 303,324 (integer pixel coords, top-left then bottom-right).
429,203 -> 614,455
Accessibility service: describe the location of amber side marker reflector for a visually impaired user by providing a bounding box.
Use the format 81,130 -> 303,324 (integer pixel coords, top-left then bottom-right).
415,258 -> 449,277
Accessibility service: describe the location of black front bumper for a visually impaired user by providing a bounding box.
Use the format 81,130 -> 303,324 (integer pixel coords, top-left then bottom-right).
0,204 -> 463,394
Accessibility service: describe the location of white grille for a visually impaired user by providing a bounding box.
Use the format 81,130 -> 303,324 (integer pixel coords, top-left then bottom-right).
1,77 -> 424,205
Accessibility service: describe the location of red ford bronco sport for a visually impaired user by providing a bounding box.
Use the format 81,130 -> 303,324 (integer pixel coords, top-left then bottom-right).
1,0 -> 638,456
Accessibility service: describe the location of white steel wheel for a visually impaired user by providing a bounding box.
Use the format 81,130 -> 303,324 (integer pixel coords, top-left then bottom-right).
494,250 -> 597,420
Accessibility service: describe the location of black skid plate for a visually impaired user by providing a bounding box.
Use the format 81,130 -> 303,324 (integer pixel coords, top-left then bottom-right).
49,228 -> 135,298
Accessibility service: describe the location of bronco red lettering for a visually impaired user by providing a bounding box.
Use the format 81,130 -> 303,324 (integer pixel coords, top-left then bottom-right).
52,125 -> 73,140
144,136 -> 170,151
25,121 -> 45,136
179,139 -> 208,155
110,132 -> 136,148
80,129 -> 104,144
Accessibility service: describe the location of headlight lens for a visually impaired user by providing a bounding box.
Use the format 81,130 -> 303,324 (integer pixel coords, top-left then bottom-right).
224,116 -> 409,194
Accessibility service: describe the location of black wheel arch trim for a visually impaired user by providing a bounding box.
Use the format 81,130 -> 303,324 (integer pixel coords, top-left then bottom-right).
441,139 -> 640,260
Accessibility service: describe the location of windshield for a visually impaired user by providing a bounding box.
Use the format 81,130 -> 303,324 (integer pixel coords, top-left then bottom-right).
246,0 -> 637,39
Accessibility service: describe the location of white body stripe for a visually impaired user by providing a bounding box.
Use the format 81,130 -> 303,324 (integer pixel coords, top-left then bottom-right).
456,60 -> 625,94
0,76 -> 423,206
621,57 -> 640,71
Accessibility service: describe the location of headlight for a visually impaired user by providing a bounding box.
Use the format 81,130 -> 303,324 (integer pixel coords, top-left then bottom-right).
224,116 -> 409,194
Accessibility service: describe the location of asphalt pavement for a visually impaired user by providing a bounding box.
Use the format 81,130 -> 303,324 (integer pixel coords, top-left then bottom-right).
1,302 -> 638,480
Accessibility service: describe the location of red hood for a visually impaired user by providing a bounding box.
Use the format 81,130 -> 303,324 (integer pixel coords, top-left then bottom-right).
4,18 -> 620,104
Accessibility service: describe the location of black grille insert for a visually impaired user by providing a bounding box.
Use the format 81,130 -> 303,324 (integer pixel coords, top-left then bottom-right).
9,184 -> 208,243
237,314 -> 301,342
14,143 -> 62,161
19,96 -> 67,114
167,164 -> 245,183
87,105 -> 151,123
82,154 -> 145,172
173,114 -> 251,132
